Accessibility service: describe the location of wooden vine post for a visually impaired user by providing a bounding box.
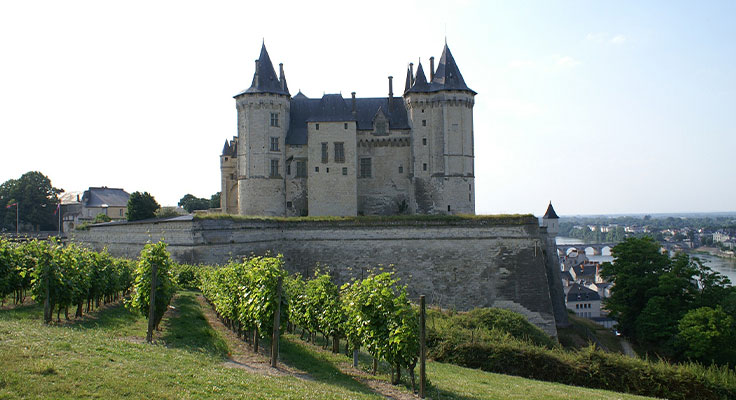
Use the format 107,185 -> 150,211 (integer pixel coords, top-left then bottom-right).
146,261 -> 158,343
271,276 -> 283,368
420,295 -> 426,399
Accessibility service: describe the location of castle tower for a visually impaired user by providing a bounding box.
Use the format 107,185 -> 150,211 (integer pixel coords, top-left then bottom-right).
220,137 -> 238,213
404,43 -> 476,214
233,44 -> 291,216
542,202 -> 560,236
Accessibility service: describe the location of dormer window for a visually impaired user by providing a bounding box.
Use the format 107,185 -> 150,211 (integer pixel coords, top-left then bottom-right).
374,120 -> 387,135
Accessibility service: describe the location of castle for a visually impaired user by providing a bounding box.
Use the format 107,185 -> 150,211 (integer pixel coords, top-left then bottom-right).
221,42 -> 476,217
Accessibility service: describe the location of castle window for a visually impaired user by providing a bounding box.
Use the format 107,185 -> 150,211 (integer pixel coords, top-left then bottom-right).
448,205 -> 451,212
422,138 -> 427,145
321,142 -> 328,163
287,201 -> 293,208
296,161 -> 307,177
270,159 -> 279,177
342,167 -> 348,175
270,113 -> 279,127
359,158 -> 372,178
315,166 -> 319,173
334,142 -> 345,163
286,163 -> 291,175
422,119 -> 427,126
315,123 -> 320,130
270,137 -> 279,152
398,165 -> 403,174
344,122 -> 348,129
423,163 -> 427,171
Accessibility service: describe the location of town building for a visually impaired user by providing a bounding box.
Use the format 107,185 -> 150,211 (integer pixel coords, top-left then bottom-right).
60,187 -> 130,231
565,283 -> 601,319
221,42 -> 476,217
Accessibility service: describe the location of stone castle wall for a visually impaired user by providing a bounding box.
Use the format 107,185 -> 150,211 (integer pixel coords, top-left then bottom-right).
72,216 -> 560,336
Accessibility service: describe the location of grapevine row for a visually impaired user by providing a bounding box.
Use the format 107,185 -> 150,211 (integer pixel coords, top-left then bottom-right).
197,256 -> 419,386
0,238 -> 134,322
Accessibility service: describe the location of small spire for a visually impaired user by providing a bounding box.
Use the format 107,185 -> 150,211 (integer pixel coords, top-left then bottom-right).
543,202 -> 559,219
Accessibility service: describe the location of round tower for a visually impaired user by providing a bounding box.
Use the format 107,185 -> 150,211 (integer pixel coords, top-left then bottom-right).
234,44 -> 290,216
404,43 -> 476,214
542,202 -> 560,236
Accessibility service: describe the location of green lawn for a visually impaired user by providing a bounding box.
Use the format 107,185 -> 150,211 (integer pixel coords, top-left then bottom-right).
0,291 -> 657,400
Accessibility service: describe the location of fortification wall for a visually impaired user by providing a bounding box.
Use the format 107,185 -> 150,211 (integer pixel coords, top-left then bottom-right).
72,216 -> 559,336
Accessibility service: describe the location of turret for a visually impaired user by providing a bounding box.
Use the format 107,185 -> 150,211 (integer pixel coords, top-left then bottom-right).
232,43 -> 291,216
404,43 -> 476,214
542,202 -> 560,236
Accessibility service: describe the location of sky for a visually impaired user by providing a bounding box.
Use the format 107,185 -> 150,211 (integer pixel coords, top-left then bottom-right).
1,1 -> 734,216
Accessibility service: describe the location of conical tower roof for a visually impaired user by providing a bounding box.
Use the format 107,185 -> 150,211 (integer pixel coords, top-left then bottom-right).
429,43 -> 475,94
406,61 -> 430,93
236,43 -> 290,97
543,202 -> 559,219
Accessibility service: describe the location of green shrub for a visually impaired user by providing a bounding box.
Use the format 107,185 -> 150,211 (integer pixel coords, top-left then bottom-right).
429,333 -> 736,399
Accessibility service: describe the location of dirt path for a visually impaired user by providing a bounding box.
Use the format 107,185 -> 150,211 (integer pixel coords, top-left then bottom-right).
620,338 -> 636,357
194,293 -> 417,400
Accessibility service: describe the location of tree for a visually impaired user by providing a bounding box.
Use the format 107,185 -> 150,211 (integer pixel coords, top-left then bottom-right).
178,194 -> 209,213
210,192 -> 221,209
127,192 -> 160,221
678,306 -> 736,365
600,237 -> 670,338
0,171 -> 62,231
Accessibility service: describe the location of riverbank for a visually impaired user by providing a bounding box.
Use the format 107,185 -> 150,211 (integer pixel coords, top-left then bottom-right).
693,246 -> 736,259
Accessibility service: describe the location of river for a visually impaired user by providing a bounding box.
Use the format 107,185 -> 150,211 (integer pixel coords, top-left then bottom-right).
556,237 -> 736,285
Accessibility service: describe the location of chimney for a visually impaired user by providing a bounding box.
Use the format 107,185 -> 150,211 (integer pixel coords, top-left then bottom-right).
388,76 -> 393,108
279,63 -> 285,90
429,57 -> 435,81
351,92 -> 356,115
409,63 -> 415,86
254,59 -> 259,87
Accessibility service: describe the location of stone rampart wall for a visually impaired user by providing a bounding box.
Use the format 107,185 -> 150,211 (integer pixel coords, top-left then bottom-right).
72,216 -> 559,336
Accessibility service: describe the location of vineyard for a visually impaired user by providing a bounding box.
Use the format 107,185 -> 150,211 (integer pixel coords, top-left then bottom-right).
0,238 -> 134,322
198,256 -> 420,387
4,238 -> 736,399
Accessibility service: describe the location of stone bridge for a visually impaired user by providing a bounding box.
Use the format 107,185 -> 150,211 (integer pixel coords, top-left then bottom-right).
557,243 -> 618,256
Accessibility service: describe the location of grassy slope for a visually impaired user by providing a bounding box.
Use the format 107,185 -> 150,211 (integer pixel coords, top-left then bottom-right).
0,292 -> 654,400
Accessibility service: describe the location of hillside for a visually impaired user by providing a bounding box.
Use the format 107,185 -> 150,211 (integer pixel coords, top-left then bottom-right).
0,291 -> 655,400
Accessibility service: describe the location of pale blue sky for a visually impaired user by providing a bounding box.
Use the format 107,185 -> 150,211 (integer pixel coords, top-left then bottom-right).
1,1 -> 734,215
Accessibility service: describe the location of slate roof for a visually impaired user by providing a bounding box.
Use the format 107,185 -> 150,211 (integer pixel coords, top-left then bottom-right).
235,43 -> 289,97
572,263 -> 596,278
561,270 -> 573,282
81,187 -> 130,208
406,44 -> 475,94
566,283 -> 601,302
286,93 -> 410,145
543,202 -> 559,219
222,139 -> 237,157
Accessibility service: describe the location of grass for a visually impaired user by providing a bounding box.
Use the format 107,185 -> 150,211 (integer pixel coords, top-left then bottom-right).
425,362 -> 655,400
0,290 -> 659,400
